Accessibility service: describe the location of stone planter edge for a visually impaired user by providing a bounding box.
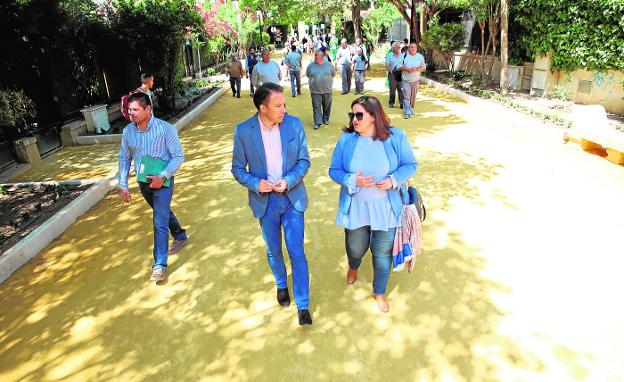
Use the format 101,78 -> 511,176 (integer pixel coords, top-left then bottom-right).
0,176 -> 118,284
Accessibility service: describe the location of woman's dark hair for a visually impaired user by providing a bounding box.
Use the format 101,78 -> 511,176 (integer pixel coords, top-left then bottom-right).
253,83 -> 284,110
344,96 -> 391,141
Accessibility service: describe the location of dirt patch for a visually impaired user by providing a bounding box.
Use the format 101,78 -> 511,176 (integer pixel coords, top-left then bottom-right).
0,183 -> 91,254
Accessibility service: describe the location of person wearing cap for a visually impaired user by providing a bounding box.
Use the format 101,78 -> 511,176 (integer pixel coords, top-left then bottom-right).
385,41 -> 404,109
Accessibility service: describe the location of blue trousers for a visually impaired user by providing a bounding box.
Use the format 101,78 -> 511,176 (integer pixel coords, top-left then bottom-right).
138,178 -> 187,269
289,70 -> 301,96
259,193 -> 309,310
345,226 -> 396,295
341,64 -> 352,93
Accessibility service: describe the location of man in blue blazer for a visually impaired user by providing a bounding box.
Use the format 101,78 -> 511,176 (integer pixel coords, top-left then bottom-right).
231,83 -> 313,326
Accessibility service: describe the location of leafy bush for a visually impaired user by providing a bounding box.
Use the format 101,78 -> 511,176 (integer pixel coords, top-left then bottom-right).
110,0 -> 204,111
421,23 -> 466,72
550,85 -> 574,101
515,0 -> 624,72
0,90 -> 36,137
362,2 -> 401,47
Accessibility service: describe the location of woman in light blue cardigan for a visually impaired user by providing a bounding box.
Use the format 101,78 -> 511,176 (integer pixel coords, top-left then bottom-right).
329,96 -> 418,312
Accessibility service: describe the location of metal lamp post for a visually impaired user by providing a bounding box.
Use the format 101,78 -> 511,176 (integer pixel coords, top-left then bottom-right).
256,10 -> 263,48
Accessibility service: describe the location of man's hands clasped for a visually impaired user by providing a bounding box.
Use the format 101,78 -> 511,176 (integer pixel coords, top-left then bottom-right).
259,179 -> 288,193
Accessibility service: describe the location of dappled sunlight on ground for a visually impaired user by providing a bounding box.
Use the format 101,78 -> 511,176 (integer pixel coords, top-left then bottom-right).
12,143 -> 119,182
1,63 -> 623,381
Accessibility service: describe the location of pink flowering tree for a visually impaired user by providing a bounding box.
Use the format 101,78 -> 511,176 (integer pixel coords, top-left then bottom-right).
197,5 -> 239,63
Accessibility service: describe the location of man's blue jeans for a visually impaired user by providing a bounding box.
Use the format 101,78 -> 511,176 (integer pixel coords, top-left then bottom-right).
259,193 -> 309,310
345,226 -> 396,295
138,178 -> 187,269
289,70 -> 301,96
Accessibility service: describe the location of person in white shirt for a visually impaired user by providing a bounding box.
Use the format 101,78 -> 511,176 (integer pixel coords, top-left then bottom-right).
336,39 -> 353,94
399,42 -> 426,119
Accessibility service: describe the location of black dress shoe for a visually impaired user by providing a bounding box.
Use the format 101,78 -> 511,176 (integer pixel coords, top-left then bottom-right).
298,309 -> 313,326
277,288 -> 290,307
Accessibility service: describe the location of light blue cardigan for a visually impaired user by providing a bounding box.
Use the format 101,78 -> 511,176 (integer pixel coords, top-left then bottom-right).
328,127 -> 418,219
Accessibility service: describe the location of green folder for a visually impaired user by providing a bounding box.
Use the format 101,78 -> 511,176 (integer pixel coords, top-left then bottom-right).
137,156 -> 171,187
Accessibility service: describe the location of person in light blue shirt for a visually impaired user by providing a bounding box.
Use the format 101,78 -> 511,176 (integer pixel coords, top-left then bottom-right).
352,48 -> 367,94
399,42 -> 426,119
329,96 -> 418,313
385,41 -> 404,108
283,45 -> 302,97
118,92 -> 188,282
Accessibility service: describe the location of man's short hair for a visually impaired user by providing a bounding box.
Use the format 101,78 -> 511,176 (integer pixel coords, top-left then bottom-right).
291,45 -> 297,51
128,92 -> 151,108
140,72 -> 153,83
253,83 -> 283,110
261,48 -> 270,55
391,41 -> 401,49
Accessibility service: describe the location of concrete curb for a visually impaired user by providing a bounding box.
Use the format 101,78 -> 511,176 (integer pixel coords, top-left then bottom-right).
0,179 -> 100,188
0,177 -> 118,285
420,75 -> 571,130
174,86 -> 228,133
420,76 -> 473,102
74,85 -> 226,145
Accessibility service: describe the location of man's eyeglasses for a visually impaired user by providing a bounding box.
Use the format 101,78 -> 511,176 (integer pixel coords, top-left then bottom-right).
348,112 -> 365,121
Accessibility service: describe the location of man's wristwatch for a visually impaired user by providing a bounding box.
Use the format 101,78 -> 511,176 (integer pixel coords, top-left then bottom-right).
160,175 -> 168,182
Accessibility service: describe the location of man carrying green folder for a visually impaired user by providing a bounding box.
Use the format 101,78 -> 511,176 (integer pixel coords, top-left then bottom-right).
118,92 -> 188,282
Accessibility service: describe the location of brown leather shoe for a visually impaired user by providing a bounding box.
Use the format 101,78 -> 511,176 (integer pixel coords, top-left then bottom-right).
346,268 -> 358,285
170,238 -> 188,254
373,294 -> 389,313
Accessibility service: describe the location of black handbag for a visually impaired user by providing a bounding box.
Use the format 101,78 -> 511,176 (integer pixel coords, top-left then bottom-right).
401,185 -> 426,222
392,69 -> 403,83
392,54 -> 406,83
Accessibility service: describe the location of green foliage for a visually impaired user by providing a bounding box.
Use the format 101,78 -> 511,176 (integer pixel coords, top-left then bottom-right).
421,22 -> 466,72
0,90 -> 36,135
515,0 -> 624,72
362,2 -> 401,46
550,85 -> 574,102
110,0 -> 204,111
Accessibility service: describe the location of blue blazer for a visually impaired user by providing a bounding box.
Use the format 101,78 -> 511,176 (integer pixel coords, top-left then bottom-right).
328,127 -> 418,219
232,113 -> 310,219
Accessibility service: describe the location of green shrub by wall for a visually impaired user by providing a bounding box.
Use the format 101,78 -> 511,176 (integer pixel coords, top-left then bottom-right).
515,0 -> 624,72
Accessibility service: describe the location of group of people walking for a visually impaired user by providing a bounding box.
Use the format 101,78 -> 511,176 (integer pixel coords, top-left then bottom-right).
385,41 -> 426,119
117,40 -> 424,326
231,86 -> 418,325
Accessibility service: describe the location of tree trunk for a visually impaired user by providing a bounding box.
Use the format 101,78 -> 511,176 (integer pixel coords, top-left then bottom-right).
410,0 -> 419,43
500,0 -> 508,94
480,22 -> 491,82
352,0 -> 362,40
486,3 -> 500,82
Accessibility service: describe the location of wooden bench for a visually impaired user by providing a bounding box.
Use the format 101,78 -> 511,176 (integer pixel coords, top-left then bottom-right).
563,104 -> 624,165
